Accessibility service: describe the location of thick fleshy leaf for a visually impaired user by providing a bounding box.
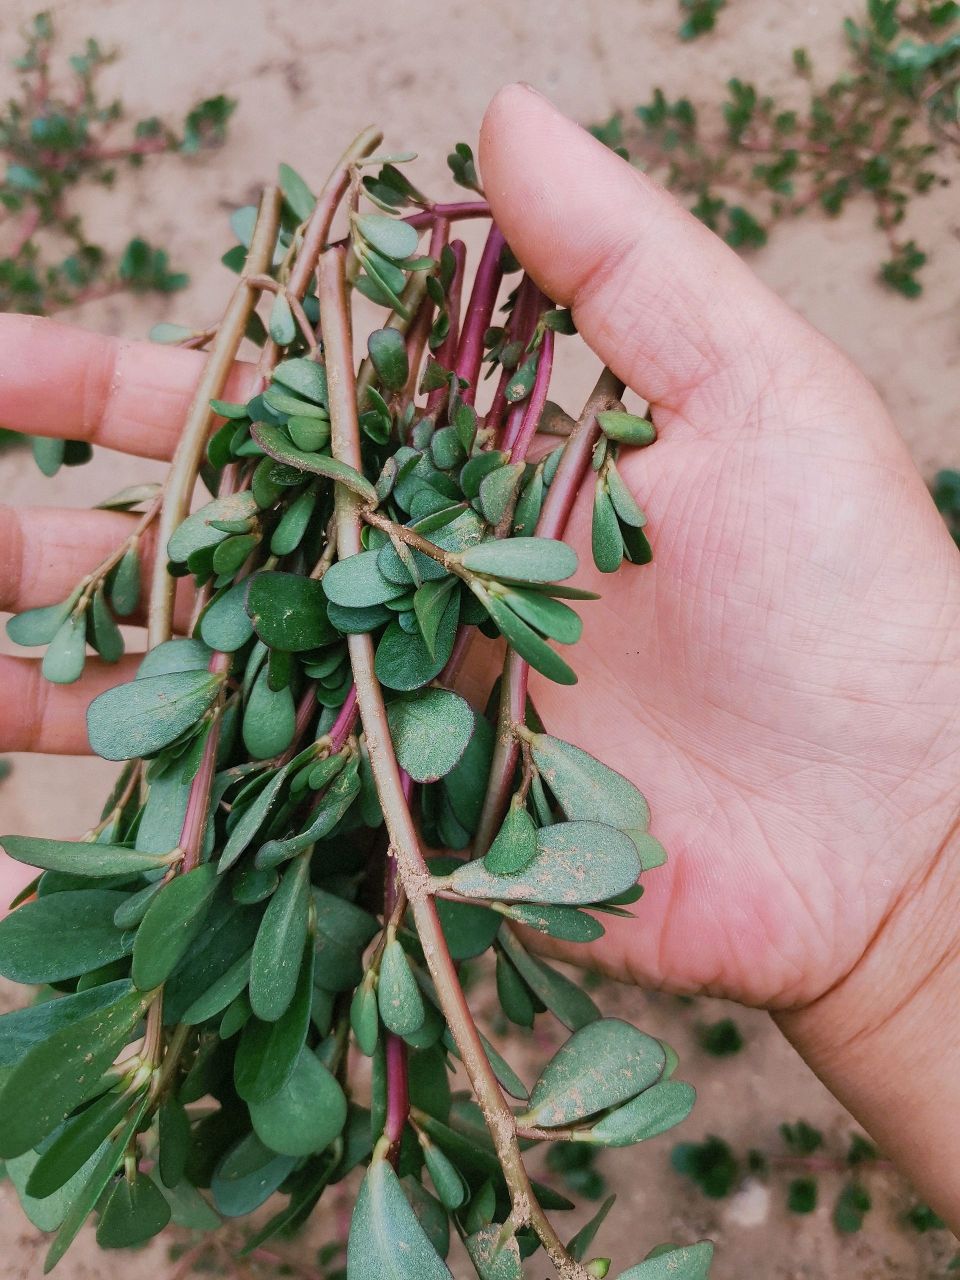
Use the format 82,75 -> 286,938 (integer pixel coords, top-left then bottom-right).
606,462 -> 647,527
347,1155 -> 451,1280
234,943 -> 314,1103
368,328 -> 409,392
0,985 -> 149,1158
89,587 -> 124,663
251,423 -> 376,502
250,1046 -> 347,1156
355,213 -> 420,262
476,589 -> 576,685
592,483 -> 624,573
465,1225 -> 522,1280
596,409 -> 657,447
88,670 -> 222,761
386,690 -> 474,783
619,1242 -> 714,1280
0,891 -> 132,984
43,1103 -> 147,1272
6,598 -> 74,647
496,901 -> 604,944
137,638 -> 213,679
246,572 -> 337,651
271,488 -> 317,554
6,1146 -> 106,1232
96,1169 -> 171,1248
256,757 -> 360,866
272,357 -> 328,405
167,492 -> 258,562
26,1088 -> 134,1198
413,577 -> 458,658
268,292 -> 297,345
528,732 -> 665,871
219,765 -> 292,873
567,1193 -> 616,1263
110,545 -> 142,616
200,580 -> 255,652
312,890 -> 380,993
483,797 -> 538,875
422,1139 -> 467,1211
0,835 -> 175,878
459,537 -> 577,583
588,1079 -> 697,1148
448,822 -> 640,906
498,587 -> 582,644
377,939 -> 426,1038
323,549 -> 409,607
375,602 -> 458,691
211,1132 -> 297,1216
521,1019 -> 666,1128
132,864 -> 219,990
42,614 -> 87,685
249,856 -> 310,1021
243,665 -> 296,759
0,980 -> 131,1067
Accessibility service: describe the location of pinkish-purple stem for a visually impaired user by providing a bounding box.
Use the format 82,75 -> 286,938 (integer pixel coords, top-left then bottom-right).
454,224 -> 505,404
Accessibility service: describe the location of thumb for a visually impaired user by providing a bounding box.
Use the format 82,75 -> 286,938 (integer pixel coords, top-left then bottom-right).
479,84 -> 841,420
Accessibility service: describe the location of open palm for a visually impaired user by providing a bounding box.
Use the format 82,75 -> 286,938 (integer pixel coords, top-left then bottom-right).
1,86 -> 958,1022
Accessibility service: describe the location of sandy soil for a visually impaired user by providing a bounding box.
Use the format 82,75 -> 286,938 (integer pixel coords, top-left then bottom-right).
0,1 -> 957,1277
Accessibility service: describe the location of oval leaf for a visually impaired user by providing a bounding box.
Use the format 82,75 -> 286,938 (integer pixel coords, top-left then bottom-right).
620,1242 -> 714,1280
132,864 -> 219,991
249,1046 -> 347,1157
87,670 -> 222,762
0,835 -> 176,879
521,1019 -> 666,1128
448,821 -> 640,906
459,537 -> 577,584
251,423 -> 376,503
386,690 -> 474,783
245,572 -> 337,652
589,1079 -> 697,1148
346,1155 -> 451,1280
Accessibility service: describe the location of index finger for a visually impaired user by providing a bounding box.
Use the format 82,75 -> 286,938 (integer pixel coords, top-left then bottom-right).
0,314 -> 256,460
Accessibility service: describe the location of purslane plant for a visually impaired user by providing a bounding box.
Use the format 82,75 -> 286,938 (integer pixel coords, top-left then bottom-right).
0,134 -> 711,1279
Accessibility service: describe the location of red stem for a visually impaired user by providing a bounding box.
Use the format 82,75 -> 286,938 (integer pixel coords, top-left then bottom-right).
401,218 -> 450,411
425,239 -> 467,419
485,274 -> 540,439
504,327 -> 554,461
404,200 -> 490,229
454,224 -> 505,404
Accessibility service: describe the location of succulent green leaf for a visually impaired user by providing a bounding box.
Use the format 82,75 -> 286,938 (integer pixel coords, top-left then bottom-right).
167,492 -> 258,563
355,213 -> 420,262
350,978 -> 380,1057
279,162 -> 315,220
412,577 -> 457,658
422,1139 -> 467,1210
386,689 -> 474,783
449,821 -> 640,906
346,1155 -> 451,1280
243,664 -> 296,759
0,834 -> 176,878
6,598 -> 74,647
200,579 -> 254,651
180,949 -> 252,1025
249,855 -> 310,1021
521,1019 -> 666,1128
271,488 -> 317,554
212,1132 -> 297,1217
43,1102 -> 148,1273
483,796 -> 538,875
0,891 -> 133,984
592,483 -> 624,573
109,545 -> 142,616
368,327 -> 409,392
323,549 -> 409,607
89,587 -> 124,663
42,613 -> 87,685
26,1088 -> 134,1199
528,732 -> 666,871
478,462 -> 524,525
375,604 -> 458,692
465,1224 -> 522,1280
619,1242 -> 714,1279
272,357 -> 328,405
249,1046 -> 347,1156
0,984 -> 149,1158
0,980 -> 131,1067
219,765 -> 292,872
268,292 -> 297,345
95,1169 -> 171,1249
87,670 -> 221,761
567,1193 -> 616,1263
234,942 -> 314,1103
496,901 -> 604,943
251,423 -> 376,502
136,638 -> 213,679
596,410 -> 657,447
377,939 -> 426,1038
459,536 -> 577,583
497,587 -> 582,644
606,463 -> 647,527
245,571 -> 337,651
132,863 -> 219,990
256,757 -> 360,866
588,1079 -> 696,1147
476,589 -> 576,685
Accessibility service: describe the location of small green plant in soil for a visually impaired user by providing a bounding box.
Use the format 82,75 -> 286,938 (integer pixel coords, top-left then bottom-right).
0,11 -> 234,469
672,1119 -> 946,1239
0,139 -> 711,1279
598,0 -> 960,295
